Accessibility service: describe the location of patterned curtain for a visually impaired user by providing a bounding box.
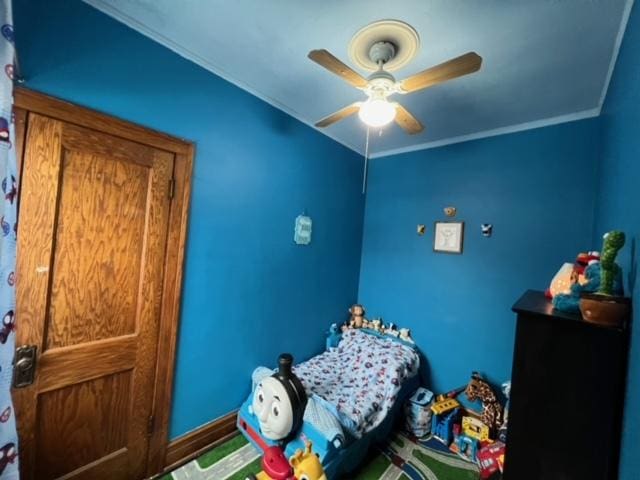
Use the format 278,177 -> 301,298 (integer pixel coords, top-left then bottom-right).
0,0 -> 19,478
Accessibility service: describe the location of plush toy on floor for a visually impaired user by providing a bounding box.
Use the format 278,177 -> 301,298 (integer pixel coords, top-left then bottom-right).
464,372 -> 503,437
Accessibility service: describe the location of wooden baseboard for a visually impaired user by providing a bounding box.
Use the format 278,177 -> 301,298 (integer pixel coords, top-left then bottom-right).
163,410 -> 239,472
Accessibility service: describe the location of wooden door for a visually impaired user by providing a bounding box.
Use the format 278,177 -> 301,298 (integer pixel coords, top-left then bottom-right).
14,113 -> 175,480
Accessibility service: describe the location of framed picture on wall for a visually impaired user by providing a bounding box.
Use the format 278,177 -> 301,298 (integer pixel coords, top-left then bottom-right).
433,221 -> 465,254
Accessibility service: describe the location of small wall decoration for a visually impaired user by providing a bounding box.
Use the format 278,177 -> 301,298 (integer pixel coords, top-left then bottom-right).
434,221 -> 464,254
417,224 -> 426,236
294,214 -> 312,245
481,224 -> 493,237
444,206 -> 457,217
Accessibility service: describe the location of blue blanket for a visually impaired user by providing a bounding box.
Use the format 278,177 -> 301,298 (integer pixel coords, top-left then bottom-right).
294,329 -> 420,438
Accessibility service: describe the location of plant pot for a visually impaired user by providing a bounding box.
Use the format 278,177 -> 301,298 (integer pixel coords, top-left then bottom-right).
579,293 -> 631,327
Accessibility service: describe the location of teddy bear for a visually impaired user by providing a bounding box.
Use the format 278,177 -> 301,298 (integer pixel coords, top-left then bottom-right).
348,304 -> 366,328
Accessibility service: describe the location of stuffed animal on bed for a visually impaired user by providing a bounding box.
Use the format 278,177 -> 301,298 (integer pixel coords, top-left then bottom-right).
326,323 -> 341,350
348,304 -> 366,328
399,328 -> 414,343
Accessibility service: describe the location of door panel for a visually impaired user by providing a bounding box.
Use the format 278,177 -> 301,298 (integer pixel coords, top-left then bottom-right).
14,113 -> 174,480
46,147 -> 150,349
36,371 -> 131,479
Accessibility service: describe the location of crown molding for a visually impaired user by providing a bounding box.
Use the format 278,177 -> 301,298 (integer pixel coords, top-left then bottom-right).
370,108 -> 601,158
83,0 -> 634,160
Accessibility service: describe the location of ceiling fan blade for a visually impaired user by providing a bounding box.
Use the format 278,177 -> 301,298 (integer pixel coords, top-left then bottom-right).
308,49 -> 369,89
395,104 -> 424,135
399,52 -> 482,93
315,102 -> 362,128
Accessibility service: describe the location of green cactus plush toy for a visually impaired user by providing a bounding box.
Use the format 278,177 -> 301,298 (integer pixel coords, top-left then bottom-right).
598,231 -> 625,296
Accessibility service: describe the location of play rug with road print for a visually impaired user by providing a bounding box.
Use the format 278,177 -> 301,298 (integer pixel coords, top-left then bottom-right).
159,432 -> 480,480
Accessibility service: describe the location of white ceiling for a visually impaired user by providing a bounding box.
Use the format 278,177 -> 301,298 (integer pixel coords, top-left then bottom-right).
84,0 -> 634,157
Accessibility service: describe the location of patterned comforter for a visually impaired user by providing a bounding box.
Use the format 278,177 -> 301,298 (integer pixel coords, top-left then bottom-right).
294,329 -> 420,438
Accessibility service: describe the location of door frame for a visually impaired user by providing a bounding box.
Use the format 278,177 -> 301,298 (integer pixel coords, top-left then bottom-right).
14,87 -> 194,477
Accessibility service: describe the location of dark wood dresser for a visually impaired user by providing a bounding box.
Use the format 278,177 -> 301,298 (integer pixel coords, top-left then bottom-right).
503,290 -> 630,480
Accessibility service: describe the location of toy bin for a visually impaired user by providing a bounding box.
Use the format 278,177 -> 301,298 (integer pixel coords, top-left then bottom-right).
404,387 -> 434,438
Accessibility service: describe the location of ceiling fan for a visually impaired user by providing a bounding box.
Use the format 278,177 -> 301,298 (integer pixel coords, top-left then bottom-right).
308,41 -> 482,135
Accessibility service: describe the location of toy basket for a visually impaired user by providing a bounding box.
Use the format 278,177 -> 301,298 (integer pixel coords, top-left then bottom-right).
404,387 -> 434,438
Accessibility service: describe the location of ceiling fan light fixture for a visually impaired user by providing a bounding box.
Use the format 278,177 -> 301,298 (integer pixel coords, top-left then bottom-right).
358,98 -> 396,128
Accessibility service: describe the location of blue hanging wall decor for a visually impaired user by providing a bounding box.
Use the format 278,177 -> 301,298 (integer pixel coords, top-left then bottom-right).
294,214 -> 312,245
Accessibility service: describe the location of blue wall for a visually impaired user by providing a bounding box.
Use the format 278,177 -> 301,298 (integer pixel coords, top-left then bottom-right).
593,3 -> 639,478
15,0 -> 365,438
14,1 -> 639,472
358,120 -> 601,391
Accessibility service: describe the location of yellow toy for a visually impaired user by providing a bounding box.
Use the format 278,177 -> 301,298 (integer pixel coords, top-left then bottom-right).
462,416 -> 490,442
290,441 -> 327,480
431,398 -> 460,415
247,441 -> 326,480
431,398 -> 462,444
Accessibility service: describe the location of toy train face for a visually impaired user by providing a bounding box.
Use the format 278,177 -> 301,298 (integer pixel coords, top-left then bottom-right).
252,354 -> 307,442
253,377 -> 295,441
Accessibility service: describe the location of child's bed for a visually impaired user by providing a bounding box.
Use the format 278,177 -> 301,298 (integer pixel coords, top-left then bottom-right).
237,327 -> 421,479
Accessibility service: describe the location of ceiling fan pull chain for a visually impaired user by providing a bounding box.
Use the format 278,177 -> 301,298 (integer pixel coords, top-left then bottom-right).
362,126 -> 370,195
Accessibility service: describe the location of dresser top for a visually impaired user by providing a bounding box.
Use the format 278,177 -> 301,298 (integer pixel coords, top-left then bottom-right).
512,290 -> 627,331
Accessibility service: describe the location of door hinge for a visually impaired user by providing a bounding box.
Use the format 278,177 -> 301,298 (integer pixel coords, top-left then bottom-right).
147,414 -> 155,436
168,177 -> 175,199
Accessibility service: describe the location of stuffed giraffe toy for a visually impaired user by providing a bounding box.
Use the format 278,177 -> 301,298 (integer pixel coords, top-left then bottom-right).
290,441 -> 327,480
464,372 -> 503,436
